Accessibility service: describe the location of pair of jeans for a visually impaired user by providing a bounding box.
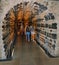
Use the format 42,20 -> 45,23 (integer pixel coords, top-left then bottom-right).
26,32 -> 30,41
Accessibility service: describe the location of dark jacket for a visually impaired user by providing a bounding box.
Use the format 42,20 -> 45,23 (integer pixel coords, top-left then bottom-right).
26,27 -> 30,32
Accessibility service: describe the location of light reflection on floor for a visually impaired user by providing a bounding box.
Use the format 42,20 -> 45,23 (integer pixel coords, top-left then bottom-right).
0,36 -> 59,65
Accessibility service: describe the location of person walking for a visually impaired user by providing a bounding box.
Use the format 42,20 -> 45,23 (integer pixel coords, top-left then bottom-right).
26,26 -> 31,42
30,26 -> 35,41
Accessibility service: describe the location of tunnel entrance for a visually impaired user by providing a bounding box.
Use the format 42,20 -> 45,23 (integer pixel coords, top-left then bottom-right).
2,1 -> 48,59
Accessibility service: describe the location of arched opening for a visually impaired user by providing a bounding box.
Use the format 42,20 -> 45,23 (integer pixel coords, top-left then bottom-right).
2,1 -> 48,59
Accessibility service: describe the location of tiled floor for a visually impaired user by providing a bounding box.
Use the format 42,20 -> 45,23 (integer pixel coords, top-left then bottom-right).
0,36 -> 59,65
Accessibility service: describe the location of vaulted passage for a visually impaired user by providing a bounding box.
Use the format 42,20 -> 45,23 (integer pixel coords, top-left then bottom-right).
2,1 -> 48,59
0,0 -> 59,65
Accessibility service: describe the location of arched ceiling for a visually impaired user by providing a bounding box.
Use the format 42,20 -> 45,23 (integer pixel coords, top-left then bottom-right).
4,1 -> 48,23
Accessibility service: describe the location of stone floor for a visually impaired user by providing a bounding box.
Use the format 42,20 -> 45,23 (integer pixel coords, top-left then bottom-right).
0,36 -> 59,65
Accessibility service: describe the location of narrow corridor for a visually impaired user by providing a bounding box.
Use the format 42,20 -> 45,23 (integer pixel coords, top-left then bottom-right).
0,36 -> 59,65
0,0 -> 59,65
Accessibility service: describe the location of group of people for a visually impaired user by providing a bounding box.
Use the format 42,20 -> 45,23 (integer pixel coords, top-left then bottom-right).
25,25 -> 35,42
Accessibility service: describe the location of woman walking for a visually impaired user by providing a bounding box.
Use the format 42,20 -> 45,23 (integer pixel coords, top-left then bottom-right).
26,26 -> 31,42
